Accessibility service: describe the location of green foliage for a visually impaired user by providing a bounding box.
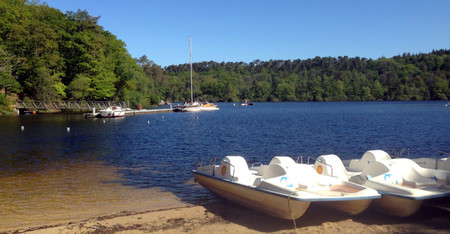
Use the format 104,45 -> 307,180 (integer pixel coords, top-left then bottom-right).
0,92 -> 10,115
0,47 -> 21,94
0,0 -> 153,110
0,0 -> 449,116
67,73 -> 91,100
163,51 -> 450,102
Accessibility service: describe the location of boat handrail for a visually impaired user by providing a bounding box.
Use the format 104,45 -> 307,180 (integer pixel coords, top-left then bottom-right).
296,156 -> 304,164
435,151 -> 450,169
209,157 -> 217,166
195,158 -> 202,170
307,156 -> 335,177
251,162 -> 262,168
209,157 -> 217,176
389,147 -> 410,158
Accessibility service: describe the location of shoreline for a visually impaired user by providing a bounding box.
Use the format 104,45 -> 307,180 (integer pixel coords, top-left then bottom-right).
5,198 -> 449,234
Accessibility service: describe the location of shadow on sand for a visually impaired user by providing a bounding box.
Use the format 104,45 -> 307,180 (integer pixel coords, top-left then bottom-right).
201,196 -> 450,233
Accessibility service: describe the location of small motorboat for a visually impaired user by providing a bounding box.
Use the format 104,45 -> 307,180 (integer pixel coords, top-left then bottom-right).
199,102 -> 219,111
322,150 -> 450,217
240,99 -> 254,106
193,155 -> 380,220
99,106 -> 125,118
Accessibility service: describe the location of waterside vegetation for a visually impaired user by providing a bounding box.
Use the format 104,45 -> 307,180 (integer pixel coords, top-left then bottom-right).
0,0 -> 449,114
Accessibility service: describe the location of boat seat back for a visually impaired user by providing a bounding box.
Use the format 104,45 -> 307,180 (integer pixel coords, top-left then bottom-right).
253,165 -> 269,176
263,164 -> 288,180
392,159 -> 448,186
360,161 -> 390,181
314,154 -> 349,180
440,158 -> 450,171
269,156 -> 296,166
220,156 -> 250,184
412,158 -> 440,170
348,150 -> 391,172
289,164 -> 320,188
413,157 -> 450,171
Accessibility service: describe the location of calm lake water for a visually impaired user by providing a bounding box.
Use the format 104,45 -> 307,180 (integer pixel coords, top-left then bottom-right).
0,101 -> 449,229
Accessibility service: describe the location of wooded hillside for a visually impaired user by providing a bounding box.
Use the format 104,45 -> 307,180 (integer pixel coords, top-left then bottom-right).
159,50 -> 450,102
0,0 -> 158,114
0,0 -> 448,114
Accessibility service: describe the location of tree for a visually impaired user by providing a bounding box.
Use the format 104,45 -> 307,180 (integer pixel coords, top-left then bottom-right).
67,73 -> 91,100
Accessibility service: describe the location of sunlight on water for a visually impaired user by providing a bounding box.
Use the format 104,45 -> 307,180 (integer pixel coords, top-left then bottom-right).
0,102 -> 448,231
0,160 -> 185,231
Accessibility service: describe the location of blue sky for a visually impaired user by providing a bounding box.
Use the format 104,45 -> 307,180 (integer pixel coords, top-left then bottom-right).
43,0 -> 450,67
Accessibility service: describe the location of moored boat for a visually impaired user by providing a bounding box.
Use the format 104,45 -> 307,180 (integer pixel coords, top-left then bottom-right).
193,155 -> 380,220
240,99 -> 254,106
320,150 -> 450,217
173,102 -> 202,112
173,37 -> 218,113
99,106 -> 125,118
199,102 -> 219,111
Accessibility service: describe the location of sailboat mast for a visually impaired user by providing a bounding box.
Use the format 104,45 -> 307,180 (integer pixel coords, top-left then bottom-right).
190,36 -> 193,103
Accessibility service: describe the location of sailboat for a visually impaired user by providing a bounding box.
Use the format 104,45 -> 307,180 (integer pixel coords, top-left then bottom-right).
173,36 -> 218,112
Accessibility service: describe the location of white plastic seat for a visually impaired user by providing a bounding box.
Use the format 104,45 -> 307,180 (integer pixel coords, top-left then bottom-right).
348,150 -> 391,172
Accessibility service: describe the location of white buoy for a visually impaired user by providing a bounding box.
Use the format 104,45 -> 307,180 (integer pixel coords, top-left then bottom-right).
196,116 -> 199,120
161,116 -> 164,119
103,120 -> 106,123
21,126 -> 24,131
67,127 -> 70,132
233,103 -> 236,106
147,121 -> 150,124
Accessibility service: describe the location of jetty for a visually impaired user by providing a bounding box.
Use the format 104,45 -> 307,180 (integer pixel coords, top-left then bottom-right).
124,108 -> 173,116
15,100 -> 174,115
16,100 -> 127,112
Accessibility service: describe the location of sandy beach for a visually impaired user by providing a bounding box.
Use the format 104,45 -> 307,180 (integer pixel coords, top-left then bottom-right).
4,197 -> 449,234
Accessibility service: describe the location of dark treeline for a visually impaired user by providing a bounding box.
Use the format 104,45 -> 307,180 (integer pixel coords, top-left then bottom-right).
0,0 -> 449,115
160,50 -> 450,102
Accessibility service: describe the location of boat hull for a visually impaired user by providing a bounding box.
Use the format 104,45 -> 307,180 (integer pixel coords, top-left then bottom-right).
317,197 -> 374,215
199,107 -> 219,111
370,195 -> 424,217
99,111 -> 125,118
194,172 -> 310,220
182,107 -> 201,112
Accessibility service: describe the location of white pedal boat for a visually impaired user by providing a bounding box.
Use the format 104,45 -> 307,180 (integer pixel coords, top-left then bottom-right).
193,156 -> 380,220
319,150 -> 450,217
410,151 -> 450,171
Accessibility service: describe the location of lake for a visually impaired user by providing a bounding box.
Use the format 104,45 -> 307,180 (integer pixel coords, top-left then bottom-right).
0,101 -> 449,229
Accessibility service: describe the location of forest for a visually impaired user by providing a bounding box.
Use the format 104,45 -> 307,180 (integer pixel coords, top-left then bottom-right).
0,0 -> 449,114
161,50 -> 449,103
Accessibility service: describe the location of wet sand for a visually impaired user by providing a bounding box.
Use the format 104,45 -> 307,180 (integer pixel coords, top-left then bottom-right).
6,197 -> 449,234
0,160 -> 186,232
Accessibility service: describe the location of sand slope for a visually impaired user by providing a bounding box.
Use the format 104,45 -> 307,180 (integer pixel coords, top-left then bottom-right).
9,197 -> 449,234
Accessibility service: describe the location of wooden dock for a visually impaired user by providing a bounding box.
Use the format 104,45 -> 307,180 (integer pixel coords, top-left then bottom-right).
124,109 -> 173,115
16,100 -> 128,111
